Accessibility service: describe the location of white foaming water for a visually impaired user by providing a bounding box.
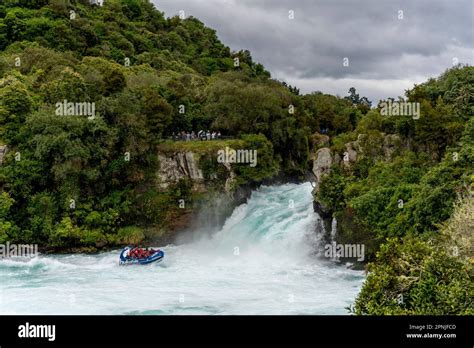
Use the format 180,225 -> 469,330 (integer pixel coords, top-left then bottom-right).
0,183 -> 364,315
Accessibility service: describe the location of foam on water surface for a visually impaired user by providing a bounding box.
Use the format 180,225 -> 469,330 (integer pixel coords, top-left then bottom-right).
0,183 -> 364,314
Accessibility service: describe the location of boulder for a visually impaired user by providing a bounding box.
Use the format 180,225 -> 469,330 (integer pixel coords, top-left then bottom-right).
343,142 -> 358,167
312,147 -> 333,192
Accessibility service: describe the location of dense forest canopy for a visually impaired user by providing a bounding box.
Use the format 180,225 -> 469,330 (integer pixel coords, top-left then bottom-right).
0,0 -> 321,247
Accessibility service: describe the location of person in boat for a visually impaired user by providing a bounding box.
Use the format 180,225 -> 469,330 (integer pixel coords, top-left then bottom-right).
128,246 -> 159,259
129,247 -> 142,259
144,248 -> 155,257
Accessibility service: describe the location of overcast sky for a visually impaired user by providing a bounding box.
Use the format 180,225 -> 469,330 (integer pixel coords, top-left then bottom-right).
154,0 -> 474,102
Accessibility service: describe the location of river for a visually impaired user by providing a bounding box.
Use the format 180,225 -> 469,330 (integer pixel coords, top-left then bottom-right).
0,183 -> 364,314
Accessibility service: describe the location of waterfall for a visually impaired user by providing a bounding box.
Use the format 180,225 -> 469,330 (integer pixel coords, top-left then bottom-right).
0,183 -> 364,315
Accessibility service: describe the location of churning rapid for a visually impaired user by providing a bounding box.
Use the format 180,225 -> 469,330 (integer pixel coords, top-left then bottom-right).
0,183 -> 364,315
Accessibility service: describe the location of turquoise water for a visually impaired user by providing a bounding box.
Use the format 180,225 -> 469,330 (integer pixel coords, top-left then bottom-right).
0,183 -> 364,314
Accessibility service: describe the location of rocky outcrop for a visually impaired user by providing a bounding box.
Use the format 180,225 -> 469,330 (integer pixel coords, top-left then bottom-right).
342,141 -> 358,167
310,133 -> 403,193
156,149 -> 269,241
157,150 -> 243,197
311,147 -> 332,191
0,145 -> 7,165
311,147 -> 334,233
157,152 -> 204,189
383,134 -> 401,159
222,161 -> 236,193
311,132 -> 405,246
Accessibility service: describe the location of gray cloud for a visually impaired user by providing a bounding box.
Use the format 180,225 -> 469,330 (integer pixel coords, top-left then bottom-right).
154,0 -> 474,102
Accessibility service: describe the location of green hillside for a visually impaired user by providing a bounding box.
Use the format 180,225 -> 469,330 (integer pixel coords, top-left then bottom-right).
0,0 -> 312,249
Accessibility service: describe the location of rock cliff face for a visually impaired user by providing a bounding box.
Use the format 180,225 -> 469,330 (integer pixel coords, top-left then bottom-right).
311,147 -> 334,233
383,134 -> 402,159
343,141 -> 358,166
311,133 -> 403,236
157,150 -> 240,195
312,148 -> 332,192
0,145 -> 7,165
156,149 -> 260,237
157,152 -> 205,189
311,133 -> 402,191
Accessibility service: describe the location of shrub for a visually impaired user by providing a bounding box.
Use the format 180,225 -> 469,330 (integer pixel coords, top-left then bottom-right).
116,226 -> 145,245
353,235 -> 474,315
49,217 -> 82,247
